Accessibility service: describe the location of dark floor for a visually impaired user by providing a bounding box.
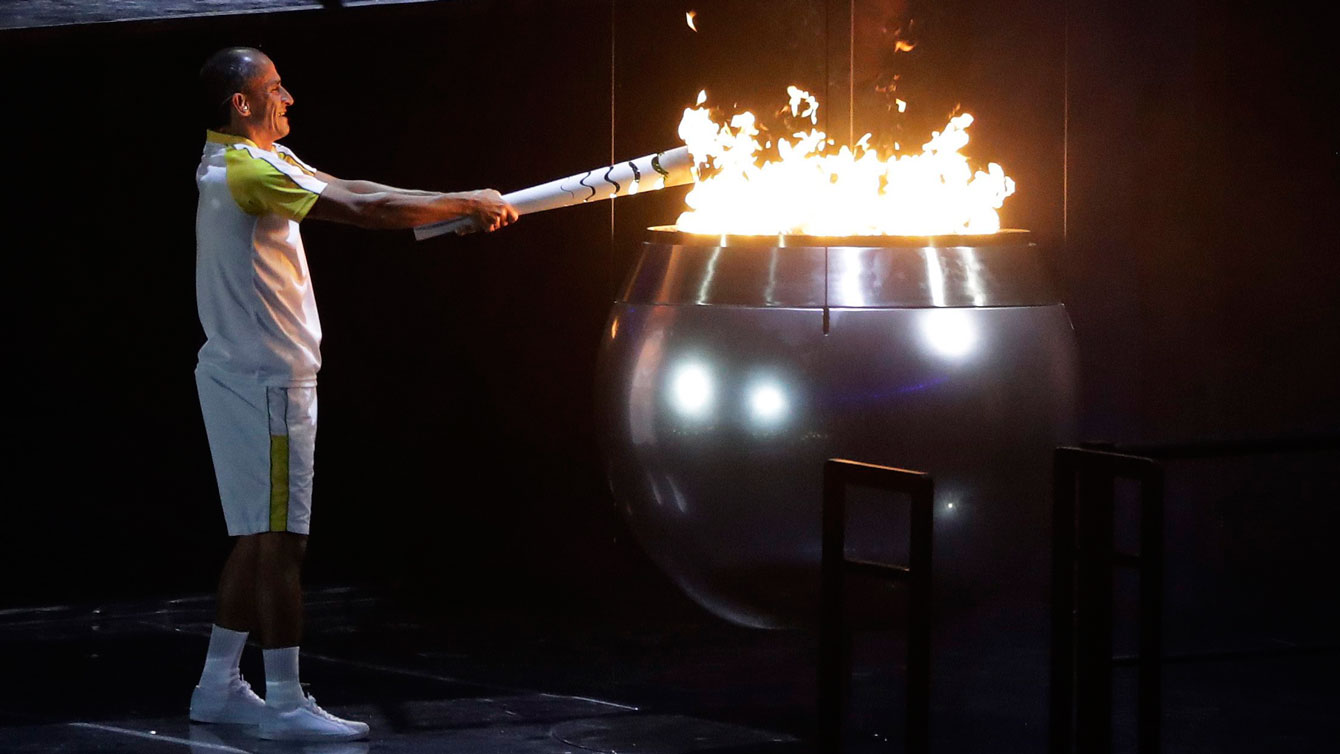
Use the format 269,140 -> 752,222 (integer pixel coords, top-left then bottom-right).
0,586 -> 812,754
0,580 -> 1335,754
4,433 -> 1337,754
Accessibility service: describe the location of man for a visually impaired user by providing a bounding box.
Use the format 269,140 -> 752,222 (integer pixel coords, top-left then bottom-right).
188,46 -> 516,742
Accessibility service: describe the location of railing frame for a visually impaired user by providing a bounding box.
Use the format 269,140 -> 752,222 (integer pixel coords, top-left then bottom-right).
1051,446 -> 1165,754
818,458 -> 933,754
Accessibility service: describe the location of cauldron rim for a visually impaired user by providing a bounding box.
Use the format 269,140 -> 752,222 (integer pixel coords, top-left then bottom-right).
644,226 -> 1032,249
622,227 -> 1057,307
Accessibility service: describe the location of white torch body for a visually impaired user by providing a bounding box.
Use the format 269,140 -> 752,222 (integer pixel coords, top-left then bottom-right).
414,146 -> 694,240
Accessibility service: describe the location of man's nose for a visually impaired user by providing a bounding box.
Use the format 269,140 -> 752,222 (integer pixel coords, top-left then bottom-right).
281,86 -> 294,105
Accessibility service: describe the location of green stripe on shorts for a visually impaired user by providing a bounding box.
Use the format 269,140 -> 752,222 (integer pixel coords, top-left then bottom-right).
269,434 -> 290,532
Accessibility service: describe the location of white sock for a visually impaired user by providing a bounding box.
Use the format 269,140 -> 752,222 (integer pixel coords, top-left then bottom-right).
263,646 -> 304,709
198,624 -> 248,688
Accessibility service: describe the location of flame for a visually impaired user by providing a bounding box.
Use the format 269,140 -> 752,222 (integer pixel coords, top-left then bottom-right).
686,10 -> 697,31
786,85 -> 819,124
675,88 -> 1015,236
895,40 -> 915,52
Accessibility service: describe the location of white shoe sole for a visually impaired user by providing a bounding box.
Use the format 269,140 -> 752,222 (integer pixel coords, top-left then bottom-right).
257,726 -> 369,742
190,709 -> 262,725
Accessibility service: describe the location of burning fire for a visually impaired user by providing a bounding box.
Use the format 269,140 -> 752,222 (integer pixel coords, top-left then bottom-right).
675,87 -> 1015,236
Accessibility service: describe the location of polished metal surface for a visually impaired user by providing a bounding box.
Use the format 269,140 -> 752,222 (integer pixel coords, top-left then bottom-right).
602,231 -> 1078,626
597,231 -> 1079,737
622,228 -> 1058,308
599,299 -> 1078,625
619,243 -> 827,307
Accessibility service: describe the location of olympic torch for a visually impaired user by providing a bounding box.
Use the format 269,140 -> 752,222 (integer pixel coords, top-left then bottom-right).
414,146 -> 695,240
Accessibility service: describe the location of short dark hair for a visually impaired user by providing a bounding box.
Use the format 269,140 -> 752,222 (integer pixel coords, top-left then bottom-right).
199,47 -> 266,130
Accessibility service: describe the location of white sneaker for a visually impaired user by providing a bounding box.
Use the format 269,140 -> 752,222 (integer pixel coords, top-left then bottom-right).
189,675 -> 266,724
258,694 -> 370,742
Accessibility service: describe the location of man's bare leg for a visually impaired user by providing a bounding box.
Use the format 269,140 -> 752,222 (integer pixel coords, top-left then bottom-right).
256,531 -> 307,647
215,535 -> 259,632
257,531 -> 308,710
248,529 -> 368,739
191,536 -> 267,723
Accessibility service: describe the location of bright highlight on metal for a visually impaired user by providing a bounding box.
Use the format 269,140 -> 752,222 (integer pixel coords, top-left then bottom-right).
670,362 -> 714,418
918,308 -> 979,359
747,380 -> 788,425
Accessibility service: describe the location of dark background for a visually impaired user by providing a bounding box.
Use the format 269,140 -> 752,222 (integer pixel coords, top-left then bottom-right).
1,0 -> 1336,650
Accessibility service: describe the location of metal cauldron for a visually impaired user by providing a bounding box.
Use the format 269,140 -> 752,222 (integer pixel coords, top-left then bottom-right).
597,228 -> 1078,633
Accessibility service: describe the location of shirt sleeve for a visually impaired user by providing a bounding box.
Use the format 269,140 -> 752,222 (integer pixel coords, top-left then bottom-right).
275,144 -> 319,175
224,147 -> 327,222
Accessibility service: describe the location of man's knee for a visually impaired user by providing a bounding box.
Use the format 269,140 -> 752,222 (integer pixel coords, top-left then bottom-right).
256,531 -> 309,563
231,533 -> 261,556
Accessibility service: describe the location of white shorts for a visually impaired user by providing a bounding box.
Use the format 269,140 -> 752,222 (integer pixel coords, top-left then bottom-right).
196,367 -> 317,536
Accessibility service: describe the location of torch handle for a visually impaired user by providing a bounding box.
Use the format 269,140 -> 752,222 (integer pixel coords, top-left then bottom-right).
413,146 -> 694,241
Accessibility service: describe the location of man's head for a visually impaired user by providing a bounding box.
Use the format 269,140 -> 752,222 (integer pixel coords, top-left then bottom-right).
199,47 -> 294,148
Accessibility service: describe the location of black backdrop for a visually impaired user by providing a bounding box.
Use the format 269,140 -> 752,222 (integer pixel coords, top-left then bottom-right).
2,1 -> 1337,631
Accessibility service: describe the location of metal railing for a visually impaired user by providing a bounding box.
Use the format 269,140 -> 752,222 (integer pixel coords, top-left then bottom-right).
818,458 -> 933,754
1051,446 -> 1165,754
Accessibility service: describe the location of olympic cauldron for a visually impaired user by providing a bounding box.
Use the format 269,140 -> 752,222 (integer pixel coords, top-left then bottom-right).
596,228 -> 1078,632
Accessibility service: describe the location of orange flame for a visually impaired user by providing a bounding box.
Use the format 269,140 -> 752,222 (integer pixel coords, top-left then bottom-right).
675,88 -> 1015,236
686,10 -> 698,32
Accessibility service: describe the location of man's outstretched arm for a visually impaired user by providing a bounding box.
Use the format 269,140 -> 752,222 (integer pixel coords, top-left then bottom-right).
306,174 -> 517,232
314,172 -> 437,198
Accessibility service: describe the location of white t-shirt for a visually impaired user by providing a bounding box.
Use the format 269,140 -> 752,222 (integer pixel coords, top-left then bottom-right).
195,131 -> 328,386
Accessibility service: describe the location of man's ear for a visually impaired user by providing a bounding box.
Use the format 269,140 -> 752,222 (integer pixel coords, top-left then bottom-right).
232,93 -> 250,117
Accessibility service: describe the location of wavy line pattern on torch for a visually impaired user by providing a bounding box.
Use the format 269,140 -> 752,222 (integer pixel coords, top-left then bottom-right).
412,146 -> 690,242
603,165 -> 622,195
558,179 -> 582,200
577,171 -> 597,201
651,153 -> 670,177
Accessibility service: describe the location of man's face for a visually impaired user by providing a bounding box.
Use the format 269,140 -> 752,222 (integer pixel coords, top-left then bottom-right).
241,56 -> 294,143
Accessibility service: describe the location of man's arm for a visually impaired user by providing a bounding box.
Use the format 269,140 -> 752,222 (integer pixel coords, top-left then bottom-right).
314,172 -> 436,197
306,179 -> 517,232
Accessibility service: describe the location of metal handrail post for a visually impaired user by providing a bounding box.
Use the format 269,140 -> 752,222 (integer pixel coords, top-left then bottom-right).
819,458 -> 933,754
1051,446 -> 1164,754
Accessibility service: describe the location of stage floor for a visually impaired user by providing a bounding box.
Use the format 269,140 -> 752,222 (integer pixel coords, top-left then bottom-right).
0,583 -> 1334,753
